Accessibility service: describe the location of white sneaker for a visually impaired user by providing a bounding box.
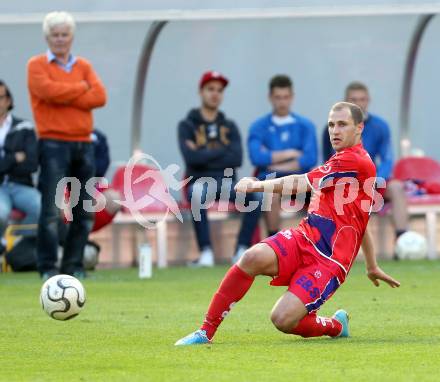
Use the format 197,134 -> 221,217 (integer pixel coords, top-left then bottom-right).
188,247 -> 214,267
231,245 -> 248,265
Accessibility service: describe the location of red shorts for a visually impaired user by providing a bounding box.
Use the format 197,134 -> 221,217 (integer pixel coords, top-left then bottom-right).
262,229 -> 345,313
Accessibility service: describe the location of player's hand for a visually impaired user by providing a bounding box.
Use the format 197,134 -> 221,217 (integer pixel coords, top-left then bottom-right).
367,266 -> 400,288
234,177 -> 259,193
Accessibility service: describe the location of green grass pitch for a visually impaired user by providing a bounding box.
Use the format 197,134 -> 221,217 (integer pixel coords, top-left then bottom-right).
0,260 -> 439,381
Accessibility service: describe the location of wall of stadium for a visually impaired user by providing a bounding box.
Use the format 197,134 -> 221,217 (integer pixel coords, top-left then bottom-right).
1,3 -> 439,187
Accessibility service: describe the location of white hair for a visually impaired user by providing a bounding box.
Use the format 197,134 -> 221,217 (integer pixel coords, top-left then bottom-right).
43,11 -> 76,36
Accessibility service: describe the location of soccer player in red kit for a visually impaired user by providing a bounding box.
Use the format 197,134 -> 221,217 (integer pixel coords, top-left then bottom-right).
175,102 -> 400,345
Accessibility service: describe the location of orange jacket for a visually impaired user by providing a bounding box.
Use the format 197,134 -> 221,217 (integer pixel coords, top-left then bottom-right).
27,54 -> 107,142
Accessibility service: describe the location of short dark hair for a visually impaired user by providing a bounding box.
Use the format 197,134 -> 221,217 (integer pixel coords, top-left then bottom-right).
269,75 -> 293,93
330,102 -> 364,125
345,81 -> 369,99
0,80 -> 14,111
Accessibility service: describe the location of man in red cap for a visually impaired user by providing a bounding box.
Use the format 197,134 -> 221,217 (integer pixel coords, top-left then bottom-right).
178,71 -> 262,267
198,71 -> 229,89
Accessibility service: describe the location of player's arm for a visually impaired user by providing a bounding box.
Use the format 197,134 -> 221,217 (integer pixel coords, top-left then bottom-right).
362,227 -> 400,288
234,173 -> 310,195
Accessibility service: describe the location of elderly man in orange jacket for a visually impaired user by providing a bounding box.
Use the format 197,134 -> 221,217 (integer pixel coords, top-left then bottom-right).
27,11 -> 106,280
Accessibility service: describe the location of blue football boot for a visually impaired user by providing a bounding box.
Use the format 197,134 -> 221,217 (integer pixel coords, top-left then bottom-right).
175,329 -> 211,346
332,309 -> 350,338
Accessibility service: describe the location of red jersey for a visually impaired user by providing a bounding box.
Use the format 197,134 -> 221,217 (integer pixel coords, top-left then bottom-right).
298,143 -> 376,276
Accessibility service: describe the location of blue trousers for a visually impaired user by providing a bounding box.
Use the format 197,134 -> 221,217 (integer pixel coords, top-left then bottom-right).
187,177 -> 263,251
0,182 -> 41,236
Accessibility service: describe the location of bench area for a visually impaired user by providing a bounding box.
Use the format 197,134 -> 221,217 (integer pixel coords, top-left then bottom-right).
89,156 -> 440,268
89,210 -> 439,268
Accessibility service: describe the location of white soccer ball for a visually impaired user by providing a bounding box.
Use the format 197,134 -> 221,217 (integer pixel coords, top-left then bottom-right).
40,275 -> 86,320
395,231 -> 428,260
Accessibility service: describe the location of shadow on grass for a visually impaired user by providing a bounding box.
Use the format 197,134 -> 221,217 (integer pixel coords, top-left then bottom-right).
257,335 -> 440,346
204,335 -> 440,348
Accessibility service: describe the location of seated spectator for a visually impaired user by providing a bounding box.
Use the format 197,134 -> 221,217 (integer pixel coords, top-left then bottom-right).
248,75 -> 318,237
322,81 -> 408,252
178,71 -> 262,267
0,80 -> 40,254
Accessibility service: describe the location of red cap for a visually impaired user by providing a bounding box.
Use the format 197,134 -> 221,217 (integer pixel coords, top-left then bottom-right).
199,71 -> 229,89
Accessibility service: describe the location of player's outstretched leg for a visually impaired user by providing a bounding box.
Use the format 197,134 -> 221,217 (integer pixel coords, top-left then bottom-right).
175,244 -> 278,346
270,292 -> 348,338
175,264 -> 253,346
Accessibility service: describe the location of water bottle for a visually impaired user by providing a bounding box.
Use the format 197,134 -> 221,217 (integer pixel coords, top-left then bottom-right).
138,243 -> 152,279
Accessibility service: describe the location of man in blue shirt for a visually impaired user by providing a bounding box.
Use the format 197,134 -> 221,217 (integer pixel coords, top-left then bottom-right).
248,75 -> 317,237
322,81 -> 408,247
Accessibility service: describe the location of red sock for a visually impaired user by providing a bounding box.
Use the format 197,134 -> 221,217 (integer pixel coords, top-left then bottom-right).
291,313 -> 342,338
201,265 -> 254,340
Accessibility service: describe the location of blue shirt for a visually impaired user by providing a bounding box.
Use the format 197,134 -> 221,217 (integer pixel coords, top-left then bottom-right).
46,50 -> 77,73
322,113 -> 393,180
248,112 -> 318,179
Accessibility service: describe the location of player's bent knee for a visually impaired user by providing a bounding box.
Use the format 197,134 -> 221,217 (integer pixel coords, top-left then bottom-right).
238,248 -> 260,274
270,311 -> 299,333
238,245 -> 272,276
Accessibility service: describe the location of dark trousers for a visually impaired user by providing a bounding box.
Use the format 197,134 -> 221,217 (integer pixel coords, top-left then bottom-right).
37,139 -> 95,275
187,177 -> 263,251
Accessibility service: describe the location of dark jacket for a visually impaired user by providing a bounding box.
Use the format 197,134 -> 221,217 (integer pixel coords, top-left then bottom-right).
0,116 -> 38,186
91,129 -> 110,178
178,108 -> 243,180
